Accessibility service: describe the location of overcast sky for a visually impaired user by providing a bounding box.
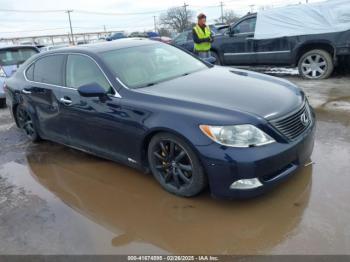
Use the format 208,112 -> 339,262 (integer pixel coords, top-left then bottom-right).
0,0 -> 325,38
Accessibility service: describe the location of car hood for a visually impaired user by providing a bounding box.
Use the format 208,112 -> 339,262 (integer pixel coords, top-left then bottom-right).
137,67 -> 304,120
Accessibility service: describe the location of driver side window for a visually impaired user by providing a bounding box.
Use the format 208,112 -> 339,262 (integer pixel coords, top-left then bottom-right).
232,17 -> 257,35
66,54 -> 113,94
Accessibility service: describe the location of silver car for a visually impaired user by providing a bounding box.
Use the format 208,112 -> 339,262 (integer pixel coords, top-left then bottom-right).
0,45 -> 39,107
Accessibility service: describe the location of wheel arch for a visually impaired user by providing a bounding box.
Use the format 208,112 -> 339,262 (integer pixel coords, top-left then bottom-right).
210,48 -> 222,64
294,41 -> 336,65
13,99 -> 41,133
140,127 -> 206,170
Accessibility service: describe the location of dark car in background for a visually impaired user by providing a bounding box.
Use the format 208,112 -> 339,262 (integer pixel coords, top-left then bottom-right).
106,32 -> 127,41
129,31 -> 172,44
5,39 -> 315,199
0,45 -> 39,107
210,13 -> 350,79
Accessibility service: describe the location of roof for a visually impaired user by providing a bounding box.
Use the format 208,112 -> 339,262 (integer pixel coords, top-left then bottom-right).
255,0 -> 350,39
49,38 -> 158,54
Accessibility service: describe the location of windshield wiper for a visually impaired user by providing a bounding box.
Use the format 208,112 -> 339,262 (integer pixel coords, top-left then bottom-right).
138,71 -> 199,88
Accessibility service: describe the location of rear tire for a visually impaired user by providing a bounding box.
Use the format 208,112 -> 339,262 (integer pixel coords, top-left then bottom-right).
148,133 -> 207,197
298,49 -> 334,79
15,104 -> 41,142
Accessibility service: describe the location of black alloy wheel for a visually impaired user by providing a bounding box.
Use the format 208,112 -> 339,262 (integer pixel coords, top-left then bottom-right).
148,133 -> 207,197
16,105 -> 40,142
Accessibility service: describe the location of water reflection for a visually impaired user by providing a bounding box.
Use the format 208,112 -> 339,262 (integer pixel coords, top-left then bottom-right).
26,143 -> 312,254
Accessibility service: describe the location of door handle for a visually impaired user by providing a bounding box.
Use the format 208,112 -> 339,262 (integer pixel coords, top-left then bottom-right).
60,97 -> 72,105
22,89 -> 32,94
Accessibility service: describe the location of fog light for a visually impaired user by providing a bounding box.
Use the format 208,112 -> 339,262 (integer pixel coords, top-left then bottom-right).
230,178 -> 263,190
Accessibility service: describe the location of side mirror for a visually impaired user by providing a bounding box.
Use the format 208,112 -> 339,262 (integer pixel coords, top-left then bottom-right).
228,27 -> 235,36
78,83 -> 107,98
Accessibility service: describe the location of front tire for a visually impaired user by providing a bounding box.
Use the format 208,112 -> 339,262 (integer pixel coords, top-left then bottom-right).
16,105 -> 41,142
298,49 -> 334,79
211,51 -> 221,65
148,133 -> 207,197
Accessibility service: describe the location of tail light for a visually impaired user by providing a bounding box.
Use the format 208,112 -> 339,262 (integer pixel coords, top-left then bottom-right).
0,66 -> 6,77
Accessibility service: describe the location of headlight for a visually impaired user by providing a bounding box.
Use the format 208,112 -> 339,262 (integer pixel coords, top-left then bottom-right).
199,124 -> 275,148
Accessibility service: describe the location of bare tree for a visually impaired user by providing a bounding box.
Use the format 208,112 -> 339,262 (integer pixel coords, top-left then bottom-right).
158,27 -> 172,37
215,10 -> 240,25
160,7 -> 194,33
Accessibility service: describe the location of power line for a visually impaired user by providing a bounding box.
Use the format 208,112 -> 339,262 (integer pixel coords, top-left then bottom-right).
183,2 -> 189,29
220,2 -> 224,23
66,10 -> 74,45
74,9 -> 168,16
0,0 -> 321,15
0,8 -> 168,16
153,16 -> 157,33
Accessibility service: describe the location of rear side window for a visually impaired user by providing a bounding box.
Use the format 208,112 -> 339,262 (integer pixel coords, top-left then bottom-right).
33,55 -> 65,86
26,64 -> 34,81
66,54 -> 112,93
0,48 -> 38,66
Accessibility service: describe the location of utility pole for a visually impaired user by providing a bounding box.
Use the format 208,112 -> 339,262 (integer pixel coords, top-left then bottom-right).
183,2 -> 189,31
220,2 -> 224,24
66,10 -> 74,45
249,4 -> 255,13
153,16 -> 157,33
103,25 -> 107,33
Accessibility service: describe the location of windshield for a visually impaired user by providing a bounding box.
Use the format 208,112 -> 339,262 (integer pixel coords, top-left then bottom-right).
101,43 -> 208,89
0,48 -> 38,66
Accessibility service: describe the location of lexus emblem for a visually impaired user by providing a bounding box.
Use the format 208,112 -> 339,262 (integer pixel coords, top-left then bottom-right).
300,113 -> 309,126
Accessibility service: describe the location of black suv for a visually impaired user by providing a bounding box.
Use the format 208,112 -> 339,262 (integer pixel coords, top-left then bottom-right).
214,13 -> 350,79
174,13 -> 350,79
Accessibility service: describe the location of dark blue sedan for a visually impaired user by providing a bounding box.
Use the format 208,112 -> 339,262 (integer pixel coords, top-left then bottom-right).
106,32 -> 127,41
4,39 -> 315,199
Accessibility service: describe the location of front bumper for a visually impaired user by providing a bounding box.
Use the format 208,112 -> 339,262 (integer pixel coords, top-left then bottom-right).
197,120 -> 316,199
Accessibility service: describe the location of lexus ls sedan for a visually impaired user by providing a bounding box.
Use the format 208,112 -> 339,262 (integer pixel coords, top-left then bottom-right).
4,39 -> 316,199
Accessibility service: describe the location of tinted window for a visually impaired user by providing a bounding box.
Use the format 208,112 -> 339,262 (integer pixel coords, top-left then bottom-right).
66,54 -> 112,93
233,17 -> 257,34
0,47 -> 38,66
26,64 -> 34,81
33,55 -> 64,85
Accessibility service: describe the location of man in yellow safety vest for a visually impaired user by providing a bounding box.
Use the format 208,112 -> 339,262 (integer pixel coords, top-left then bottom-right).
192,13 -> 213,58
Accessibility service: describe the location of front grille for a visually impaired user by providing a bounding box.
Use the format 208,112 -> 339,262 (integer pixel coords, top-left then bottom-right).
270,102 -> 312,140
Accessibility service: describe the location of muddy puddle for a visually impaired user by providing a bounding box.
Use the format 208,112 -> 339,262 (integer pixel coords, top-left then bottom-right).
0,142 -> 312,254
